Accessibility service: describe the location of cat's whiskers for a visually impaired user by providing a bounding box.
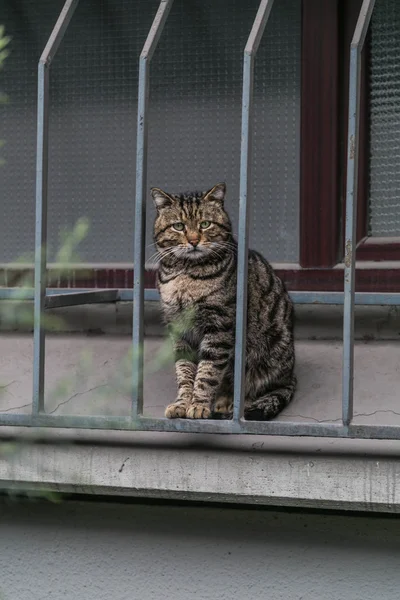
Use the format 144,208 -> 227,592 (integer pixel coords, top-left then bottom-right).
147,246 -> 178,265
205,241 -> 235,260
146,250 -> 164,264
214,240 -> 237,251
206,246 -> 225,261
148,240 -> 235,267
162,245 -> 188,261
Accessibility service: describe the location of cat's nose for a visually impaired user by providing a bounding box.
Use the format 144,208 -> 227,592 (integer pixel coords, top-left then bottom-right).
188,237 -> 200,247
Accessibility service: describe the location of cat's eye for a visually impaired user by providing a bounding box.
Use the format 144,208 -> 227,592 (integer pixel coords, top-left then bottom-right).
172,222 -> 185,231
200,220 -> 211,229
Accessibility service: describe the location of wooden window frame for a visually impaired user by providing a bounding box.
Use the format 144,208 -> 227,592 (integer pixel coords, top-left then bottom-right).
300,0 -> 340,269
299,0 -> 400,292
342,0 -> 400,262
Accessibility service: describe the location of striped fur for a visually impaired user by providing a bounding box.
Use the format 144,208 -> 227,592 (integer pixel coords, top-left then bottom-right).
151,183 -> 296,421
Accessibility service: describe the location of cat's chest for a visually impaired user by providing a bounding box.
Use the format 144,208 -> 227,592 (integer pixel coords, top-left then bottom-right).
159,272 -> 217,310
160,273 -> 201,305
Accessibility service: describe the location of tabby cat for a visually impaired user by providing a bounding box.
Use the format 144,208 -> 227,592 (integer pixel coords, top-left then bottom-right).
151,182 -> 296,420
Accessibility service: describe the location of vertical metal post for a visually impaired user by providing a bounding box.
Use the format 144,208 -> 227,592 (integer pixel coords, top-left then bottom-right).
233,0 -> 275,422
342,0 -> 375,426
32,0 -> 79,414
33,62 -> 49,414
132,0 -> 174,418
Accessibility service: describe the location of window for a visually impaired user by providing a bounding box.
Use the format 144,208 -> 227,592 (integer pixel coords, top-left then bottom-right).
4,1 -> 399,293
299,0 -> 400,294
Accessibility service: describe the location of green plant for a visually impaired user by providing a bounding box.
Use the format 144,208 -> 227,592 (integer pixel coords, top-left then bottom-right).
0,25 -> 10,166
0,24 -> 183,498
0,216 -> 188,497
0,25 -> 10,68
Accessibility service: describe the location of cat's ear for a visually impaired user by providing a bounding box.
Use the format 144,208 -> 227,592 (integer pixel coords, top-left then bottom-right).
151,187 -> 174,210
204,182 -> 226,204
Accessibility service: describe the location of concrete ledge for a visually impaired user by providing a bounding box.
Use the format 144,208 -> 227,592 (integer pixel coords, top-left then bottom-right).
1,300 -> 400,339
1,435 -> 400,512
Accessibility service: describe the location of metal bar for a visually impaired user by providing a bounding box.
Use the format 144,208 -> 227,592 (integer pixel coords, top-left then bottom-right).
32,62 -> 49,415
45,290 -> 118,310
1,411 -> 400,441
39,0 -> 80,66
2,288 -> 400,305
32,0 -> 80,415
135,290 -> 400,305
342,0 -> 376,427
233,0 -> 275,422
289,292 -> 400,306
132,0 -> 174,419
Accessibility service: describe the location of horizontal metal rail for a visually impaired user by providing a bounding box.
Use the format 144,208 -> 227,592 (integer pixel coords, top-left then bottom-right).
44,290 -> 118,309
0,411 -> 399,441
1,288 -> 400,305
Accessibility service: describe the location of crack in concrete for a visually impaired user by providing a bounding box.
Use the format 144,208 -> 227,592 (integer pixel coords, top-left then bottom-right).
284,409 -> 400,423
118,457 -> 130,473
2,387 -> 400,424
0,380 -> 16,399
0,380 -> 16,389
0,402 -> 31,413
48,384 -> 110,414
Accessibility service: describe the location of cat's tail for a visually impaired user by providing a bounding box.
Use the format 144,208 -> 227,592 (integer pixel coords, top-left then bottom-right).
210,375 -> 297,421
244,375 -> 297,421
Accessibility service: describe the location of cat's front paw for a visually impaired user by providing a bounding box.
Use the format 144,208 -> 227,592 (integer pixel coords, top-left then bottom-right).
214,395 -> 233,415
165,400 -> 188,419
186,403 -> 211,419
211,395 -> 233,420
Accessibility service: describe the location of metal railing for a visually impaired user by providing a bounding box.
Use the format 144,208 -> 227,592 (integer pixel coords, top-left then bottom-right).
1,0 -> 399,439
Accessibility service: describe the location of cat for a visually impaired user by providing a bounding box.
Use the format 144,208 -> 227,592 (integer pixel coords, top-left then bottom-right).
151,182 -> 296,420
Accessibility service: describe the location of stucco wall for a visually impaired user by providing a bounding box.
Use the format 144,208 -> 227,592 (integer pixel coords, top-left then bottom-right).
0,500 -> 398,600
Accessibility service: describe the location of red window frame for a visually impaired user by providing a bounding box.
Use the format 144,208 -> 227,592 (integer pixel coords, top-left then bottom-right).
299,0 -> 400,293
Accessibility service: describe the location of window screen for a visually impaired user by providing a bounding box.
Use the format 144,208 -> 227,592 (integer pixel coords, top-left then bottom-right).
369,0 -> 400,237
1,0 -> 300,263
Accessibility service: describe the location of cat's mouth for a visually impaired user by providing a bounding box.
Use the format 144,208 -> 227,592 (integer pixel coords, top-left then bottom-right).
158,244 -> 212,262
181,245 -> 209,259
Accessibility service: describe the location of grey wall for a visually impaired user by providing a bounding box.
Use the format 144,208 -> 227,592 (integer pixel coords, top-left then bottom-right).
1,500 -> 399,600
1,0 -> 300,264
